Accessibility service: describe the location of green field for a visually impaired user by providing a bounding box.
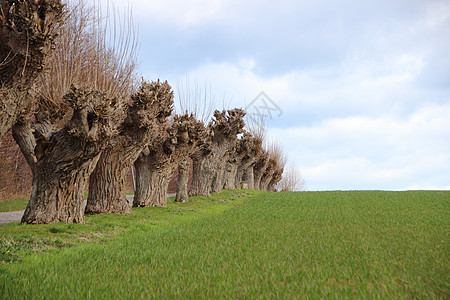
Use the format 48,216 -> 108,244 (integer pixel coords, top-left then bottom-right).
1,190 -> 449,298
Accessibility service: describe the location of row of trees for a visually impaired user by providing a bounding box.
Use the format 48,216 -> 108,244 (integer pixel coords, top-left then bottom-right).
0,0 -> 290,225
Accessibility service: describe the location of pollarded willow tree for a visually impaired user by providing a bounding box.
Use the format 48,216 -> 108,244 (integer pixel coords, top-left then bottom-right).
12,0 -> 136,224
0,0 -> 64,141
189,109 -> 246,196
176,126 -> 213,199
259,142 -> 286,191
267,165 -> 284,191
222,132 -> 251,190
13,86 -> 121,223
241,119 -> 266,189
223,128 -> 284,192
222,132 -> 263,190
240,135 -> 264,190
133,113 -> 205,207
173,77 -> 215,203
174,121 -> 209,203
85,80 -> 173,214
210,109 -> 246,193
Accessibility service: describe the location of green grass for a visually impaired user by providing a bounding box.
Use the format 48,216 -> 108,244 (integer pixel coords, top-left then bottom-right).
0,192 -> 126,212
1,190 -> 449,299
0,198 -> 28,212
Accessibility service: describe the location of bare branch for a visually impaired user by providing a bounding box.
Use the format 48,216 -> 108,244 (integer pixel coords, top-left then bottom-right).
276,162 -> 306,191
175,77 -> 216,123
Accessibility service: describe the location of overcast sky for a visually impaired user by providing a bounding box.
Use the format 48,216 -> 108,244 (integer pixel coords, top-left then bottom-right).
100,0 -> 450,191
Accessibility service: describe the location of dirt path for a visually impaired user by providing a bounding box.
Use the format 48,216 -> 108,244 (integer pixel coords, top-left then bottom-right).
0,194 -> 176,224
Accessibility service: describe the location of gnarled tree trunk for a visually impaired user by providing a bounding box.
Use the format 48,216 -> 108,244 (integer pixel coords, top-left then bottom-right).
190,142 -> 228,196
133,155 -> 175,207
210,147 -> 229,193
235,154 -> 258,189
260,163 -> 276,191
268,168 -> 283,192
13,118 -> 103,224
243,167 -> 255,189
223,158 -> 238,190
253,157 -> 269,190
231,136 -> 263,192
86,134 -> 152,214
175,158 -> 190,202
234,165 -> 246,189
0,89 -> 29,142
24,155 -> 99,224
85,150 -> 132,214
189,156 -> 213,197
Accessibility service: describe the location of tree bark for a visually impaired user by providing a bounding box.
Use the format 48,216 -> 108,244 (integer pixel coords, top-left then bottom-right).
210,141 -> 234,194
23,157 -> 99,223
133,113 -> 204,206
253,158 -> 269,190
260,168 -> 276,191
175,158 -> 190,202
234,166 -> 245,189
190,142 -> 229,196
189,156 -> 212,197
235,155 -> 258,189
85,150 -> 132,214
211,154 -> 228,193
223,159 -> 238,190
242,167 -> 255,190
268,169 -> 283,192
133,155 -> 175,207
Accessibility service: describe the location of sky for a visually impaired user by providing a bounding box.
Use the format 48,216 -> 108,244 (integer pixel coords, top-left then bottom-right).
98,0 -> 450,191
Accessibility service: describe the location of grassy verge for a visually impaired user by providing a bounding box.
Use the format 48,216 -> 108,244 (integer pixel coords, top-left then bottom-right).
1,190 -> 449,298
0,198 -> 29,212
0,190 -> 256,264
0,192 -> 136,213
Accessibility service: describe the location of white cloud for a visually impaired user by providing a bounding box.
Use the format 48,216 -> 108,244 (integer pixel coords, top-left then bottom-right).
268,104 -> 450,190
135,0 -> 225,27
174,59 -> 294,108
166,49 -> 433,123
106,0 -> 249,28
423,1 -> 450,29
